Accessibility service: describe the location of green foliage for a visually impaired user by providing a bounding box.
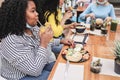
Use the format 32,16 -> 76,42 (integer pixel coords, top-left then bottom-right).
114,41 -> 120,61
103,22 -> 107,28
93,59 -> 102,66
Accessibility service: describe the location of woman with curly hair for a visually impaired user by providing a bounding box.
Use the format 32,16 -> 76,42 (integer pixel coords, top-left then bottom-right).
35,0 -> 77,55
0,0 -> 74,80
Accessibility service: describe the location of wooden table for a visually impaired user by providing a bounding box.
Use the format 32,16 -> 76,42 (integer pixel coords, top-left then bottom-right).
48,25 -> 120,80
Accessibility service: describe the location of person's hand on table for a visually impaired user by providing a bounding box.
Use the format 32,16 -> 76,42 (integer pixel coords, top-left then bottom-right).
105,17 -> 112,22
69,22 -> 78,29
86,13 -> 95,19
60,38 -> 75,47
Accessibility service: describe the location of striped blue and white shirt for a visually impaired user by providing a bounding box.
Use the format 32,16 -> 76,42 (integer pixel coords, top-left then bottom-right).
0,26 -> 60,80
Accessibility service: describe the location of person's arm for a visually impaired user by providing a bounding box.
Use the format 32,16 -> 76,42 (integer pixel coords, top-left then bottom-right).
109,4 -> 116,20
79,3 -> 94,20
104,4 -> 116,22
51,37 -> 74,47
62,22 -> 77,29
60,11 -> 73,27
61,11 -> 77,29
60,38 -> 74,47
1,35 -> 49,76
47,10 -> 76,30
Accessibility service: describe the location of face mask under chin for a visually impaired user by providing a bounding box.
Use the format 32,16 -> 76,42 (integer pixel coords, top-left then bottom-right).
96,0 -> 107,5
26,23 -> 33,29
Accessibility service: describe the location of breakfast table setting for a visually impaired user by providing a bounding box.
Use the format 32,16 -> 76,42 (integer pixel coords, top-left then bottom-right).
47,18 -> 120,80
47,1 -> 120,80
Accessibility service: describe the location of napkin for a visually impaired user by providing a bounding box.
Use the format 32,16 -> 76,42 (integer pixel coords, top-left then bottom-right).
52,63 -> 84,80
70,34 -> 89,44
92,57 -> 120,77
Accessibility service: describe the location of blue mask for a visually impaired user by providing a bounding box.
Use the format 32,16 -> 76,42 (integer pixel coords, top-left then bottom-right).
26,23 -> 33,29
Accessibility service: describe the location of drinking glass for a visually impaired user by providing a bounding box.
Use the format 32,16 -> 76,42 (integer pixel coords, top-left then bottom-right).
101,27 -> 108,35
40,26 -> 54,42
110,20 -> 118,32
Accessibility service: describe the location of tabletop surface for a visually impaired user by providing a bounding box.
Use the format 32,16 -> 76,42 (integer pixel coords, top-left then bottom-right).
48,25 -> 120,80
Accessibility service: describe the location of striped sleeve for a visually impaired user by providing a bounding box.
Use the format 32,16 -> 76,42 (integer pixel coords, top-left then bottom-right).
1,35 -> 48,76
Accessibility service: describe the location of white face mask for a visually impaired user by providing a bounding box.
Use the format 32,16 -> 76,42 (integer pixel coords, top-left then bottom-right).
26,23 -> 33,29
96,0 -> 107,5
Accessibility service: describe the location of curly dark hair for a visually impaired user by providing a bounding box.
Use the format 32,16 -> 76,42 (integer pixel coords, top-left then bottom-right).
0,0 -> 35,39
35,0 -> 59,25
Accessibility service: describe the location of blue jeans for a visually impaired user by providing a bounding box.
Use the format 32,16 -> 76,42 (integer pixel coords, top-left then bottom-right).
52,44 -> 63,54
20,62 -> 55,80
52,35 -> 63,54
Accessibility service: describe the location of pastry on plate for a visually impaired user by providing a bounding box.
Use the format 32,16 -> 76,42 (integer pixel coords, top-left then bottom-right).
66,51 -> 82,62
